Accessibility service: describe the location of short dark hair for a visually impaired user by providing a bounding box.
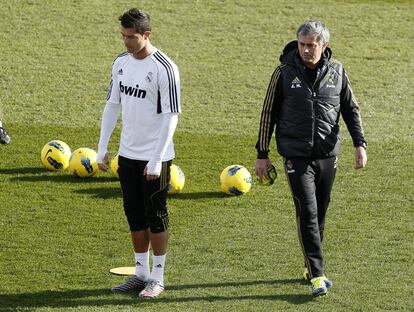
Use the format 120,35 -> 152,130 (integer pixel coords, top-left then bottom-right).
119,8 -> 151,34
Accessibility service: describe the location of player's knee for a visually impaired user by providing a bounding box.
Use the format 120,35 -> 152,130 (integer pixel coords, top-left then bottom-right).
126,212 -> 148,231
124,205 -> 149,231
148,210 -> 169,233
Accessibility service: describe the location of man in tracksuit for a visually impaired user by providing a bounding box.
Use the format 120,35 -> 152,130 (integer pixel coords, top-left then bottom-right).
255,20 -> 367,297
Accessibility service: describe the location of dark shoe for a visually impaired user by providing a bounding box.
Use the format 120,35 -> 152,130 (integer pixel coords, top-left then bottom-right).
111,276 -> 146,292
0,127 -> 10,144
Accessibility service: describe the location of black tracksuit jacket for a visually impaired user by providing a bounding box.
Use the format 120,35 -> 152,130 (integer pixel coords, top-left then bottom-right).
256,41 -> 366,159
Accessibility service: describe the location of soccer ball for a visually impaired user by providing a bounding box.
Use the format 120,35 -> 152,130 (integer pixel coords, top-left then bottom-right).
68,147 -> 98,178
220,165 -> 252,196
110,154 -> 119,177
40,140 -> 71,171
167,164 -> 185,194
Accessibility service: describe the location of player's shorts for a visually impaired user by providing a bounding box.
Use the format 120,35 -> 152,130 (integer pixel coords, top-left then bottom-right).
117,156 -> 171,233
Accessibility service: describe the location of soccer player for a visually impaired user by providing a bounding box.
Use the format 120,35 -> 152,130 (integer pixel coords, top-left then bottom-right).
255,20 -> 367,297
97,8 -> 181,299
0,120 -> 11,145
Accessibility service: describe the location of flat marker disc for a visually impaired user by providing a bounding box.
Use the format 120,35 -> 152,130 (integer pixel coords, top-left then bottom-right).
109,266 -> 135,276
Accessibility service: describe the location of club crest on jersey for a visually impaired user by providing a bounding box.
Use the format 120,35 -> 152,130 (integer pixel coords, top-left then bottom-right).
291,77 -> 302,88
119,81 -> 147,99
145,72 -> 153,83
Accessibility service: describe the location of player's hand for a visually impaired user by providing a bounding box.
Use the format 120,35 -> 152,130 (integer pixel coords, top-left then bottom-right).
143,166 -> 160,181
98,153 -> 110,172
355,146 -> 367,169
255,158 -> 271,180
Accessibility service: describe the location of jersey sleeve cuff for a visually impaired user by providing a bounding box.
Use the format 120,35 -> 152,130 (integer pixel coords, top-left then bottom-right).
354,141 -> 367,149
257,150 -> 269,159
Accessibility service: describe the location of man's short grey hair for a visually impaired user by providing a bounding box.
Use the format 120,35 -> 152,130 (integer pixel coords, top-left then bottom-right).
296,20 -> 330,45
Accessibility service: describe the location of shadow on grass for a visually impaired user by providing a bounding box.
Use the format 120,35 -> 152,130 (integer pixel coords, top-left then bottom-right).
0,167 -> 46,175
71,189 -> 225,200
8,173 -> 118,184
0,279 -> 313,309
169,191 -> 226,199
73,187 -> 122,199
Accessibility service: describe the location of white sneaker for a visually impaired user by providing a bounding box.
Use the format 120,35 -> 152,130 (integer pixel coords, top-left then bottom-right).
138,279 -> 164,298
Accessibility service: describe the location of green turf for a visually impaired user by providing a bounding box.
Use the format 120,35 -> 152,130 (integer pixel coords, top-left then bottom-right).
1,0 -> 413,311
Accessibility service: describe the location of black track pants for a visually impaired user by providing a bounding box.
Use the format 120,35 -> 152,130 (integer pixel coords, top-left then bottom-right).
283,157 -> 337,278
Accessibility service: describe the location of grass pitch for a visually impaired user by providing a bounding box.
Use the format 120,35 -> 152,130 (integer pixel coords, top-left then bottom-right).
0,1 -> 413,311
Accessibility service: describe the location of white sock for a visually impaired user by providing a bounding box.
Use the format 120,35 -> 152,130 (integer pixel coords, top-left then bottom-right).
134,252 -> 150,281
150,254 -> 166,285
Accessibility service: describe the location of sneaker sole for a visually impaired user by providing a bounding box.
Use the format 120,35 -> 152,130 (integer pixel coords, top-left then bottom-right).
314,292 -> 328,297
139,292 -> 163,299
313,288 -> 328,297
139,288 -> 164,298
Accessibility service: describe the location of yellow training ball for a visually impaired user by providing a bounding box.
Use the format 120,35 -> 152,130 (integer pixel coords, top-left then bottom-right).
167,164 -> 185,194
220,165 -> 252,196
68,147 -> 98,178
111,154 -> 119,177
40,140 -> 71,171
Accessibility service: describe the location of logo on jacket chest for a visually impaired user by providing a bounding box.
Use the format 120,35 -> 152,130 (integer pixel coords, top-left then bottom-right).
285,159 -> 295,174
291,77 -> 302,89
326,74 -> 336,88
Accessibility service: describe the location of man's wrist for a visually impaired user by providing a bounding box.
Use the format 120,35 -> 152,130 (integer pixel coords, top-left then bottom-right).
355,142 -> 367,150
257,150 -> 269,159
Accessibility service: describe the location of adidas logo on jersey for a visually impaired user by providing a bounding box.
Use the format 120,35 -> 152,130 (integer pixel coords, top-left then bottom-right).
118,69 -> 123,75
119,81 -> 147,99
291,77 -> 302,88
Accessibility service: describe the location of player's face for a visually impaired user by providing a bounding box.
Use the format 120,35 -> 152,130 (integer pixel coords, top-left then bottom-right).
298,34 -> 327,68
120,27 -> 150,56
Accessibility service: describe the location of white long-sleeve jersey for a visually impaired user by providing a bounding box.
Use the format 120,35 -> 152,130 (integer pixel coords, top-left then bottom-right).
98,49 -> 181,170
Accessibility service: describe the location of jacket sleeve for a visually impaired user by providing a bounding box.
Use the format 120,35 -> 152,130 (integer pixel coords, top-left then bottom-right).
340,68 -> 367,148
255,66 -> 283,159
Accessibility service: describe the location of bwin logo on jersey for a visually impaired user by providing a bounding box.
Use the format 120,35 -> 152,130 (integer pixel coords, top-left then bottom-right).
119,81 -> 147,99
291,77 -> 302,88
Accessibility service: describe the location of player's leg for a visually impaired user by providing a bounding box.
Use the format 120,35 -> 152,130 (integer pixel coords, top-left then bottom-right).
284,158 -> 327,296
311,156 -> 337,289
315,156 -> 337,244
111,156 -> 150,292
139,161 -> 171,298
284,158 -> 323,278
